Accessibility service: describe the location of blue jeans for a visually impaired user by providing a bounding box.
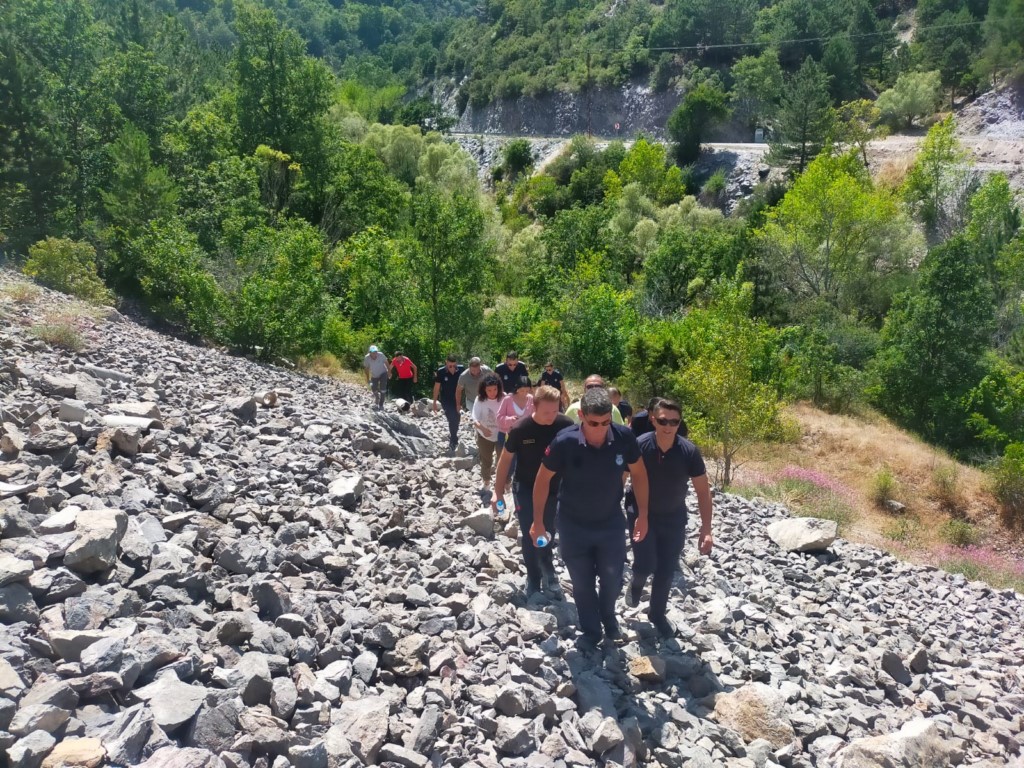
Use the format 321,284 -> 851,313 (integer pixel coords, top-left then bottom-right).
557,513 -> 626,638
513,481 -> 557,586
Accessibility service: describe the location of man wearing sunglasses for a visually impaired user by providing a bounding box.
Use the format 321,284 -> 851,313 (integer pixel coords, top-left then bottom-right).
532,387 -> 649,652
432,355 -> 466,452
627,399 -> 713,638
538,362 -> 570,410
564,375 -> 625,425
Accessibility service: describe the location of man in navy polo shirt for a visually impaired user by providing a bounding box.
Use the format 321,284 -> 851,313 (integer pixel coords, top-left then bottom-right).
432,354 -> 466,452
495,351 -> 530,397
626,398 -> 713,638
532,387 -> 650,651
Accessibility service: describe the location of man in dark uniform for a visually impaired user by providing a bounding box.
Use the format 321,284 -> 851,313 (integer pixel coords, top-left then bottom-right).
539,362 -> 570,410
491,385 -> 572,598
532,387 -> 650,651
626,399 -> 713,638
432,355 -> 466,452
495,351 -> 530,398
630,397 -> 663,438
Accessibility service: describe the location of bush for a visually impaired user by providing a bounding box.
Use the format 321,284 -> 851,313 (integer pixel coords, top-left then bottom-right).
932,464 -> 962,511
23,238 -> 113,305
940,518 -> 977,548
1,282 -> 41,303
875,70 -> 942,129
991,443 -> 1024,529
31,322 -> 85,352
700,169 -> 727,207
870,466 -> 899,507
883,516 -> 920,544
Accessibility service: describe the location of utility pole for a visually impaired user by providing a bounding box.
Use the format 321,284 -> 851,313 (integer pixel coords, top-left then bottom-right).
586,50 -> 592,137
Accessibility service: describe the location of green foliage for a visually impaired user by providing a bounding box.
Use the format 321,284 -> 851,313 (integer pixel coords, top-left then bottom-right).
667,82 -> 730,165
834,100 -> 888,170
481,296 -> 544,364
332,227 -> 417,335
940,518 -> 978,547
559,282 -> 637,378
730,49 -> 784,131
876,70 -> 942,128
780,322 -> 870,413
770,57 -> 834,173
991,443 -> 1024,528
31,321 -> 85,352
963,173 -> 1021,292
965,362 -> 1024,453
903,116 -> 977,239
23,238 -> 112,305
502,139 -> 534,181
870,235 -> 995,451
932,464 -> 963,511
883,515 -> 921,544
870,466 -> 899,507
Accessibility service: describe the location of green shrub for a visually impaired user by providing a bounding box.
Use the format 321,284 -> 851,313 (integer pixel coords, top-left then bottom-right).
870,466 -> 899,507
932,464 -> 961,511
23,238 -> 113,305
882,516 -> 920,544
1,282 -> 41,304
31,322 -> 85,352
940,518 -> 977,548
991,443 -> 1024,529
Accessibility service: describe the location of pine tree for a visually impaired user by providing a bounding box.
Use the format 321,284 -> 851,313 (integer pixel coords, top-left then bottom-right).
769,57 -> 834,173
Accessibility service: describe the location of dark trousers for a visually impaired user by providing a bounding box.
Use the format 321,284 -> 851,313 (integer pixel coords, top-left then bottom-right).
394,377 -> 414,402
629,509 -> 687,621
558,514 -> 626,638
513,481 -> 557,586
441,402 -> 460,446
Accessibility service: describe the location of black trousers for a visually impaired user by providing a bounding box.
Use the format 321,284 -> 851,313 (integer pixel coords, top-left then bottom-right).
393,377 -> 414,402
441,402 -> 460,446
558,514 -> 626,638
629,508 -> 687,621
513,481 -> 557,586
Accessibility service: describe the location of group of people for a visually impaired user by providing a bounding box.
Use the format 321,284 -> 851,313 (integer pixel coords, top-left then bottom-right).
366,345 -> 714,650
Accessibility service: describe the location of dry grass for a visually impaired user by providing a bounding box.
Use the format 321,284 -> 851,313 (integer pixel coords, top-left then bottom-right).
31,321 -> 85,351
298,353 -> 365,387
1,282 -> 42,304
874,155 -> 916,191
732,402 -> 1006,551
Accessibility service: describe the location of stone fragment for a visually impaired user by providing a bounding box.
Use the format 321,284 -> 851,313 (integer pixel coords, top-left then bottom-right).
328,474 -> 364,509
0,583 -> 39,624
713,683 -> 796,749
881,650 -> 912,686
40,738 -> 105,768
133,677 -> 207,731
628,655 -> 667,682
324,696 -> 389,764
64,508 -> 128,574
377,744 -> 430,767
462,509 -> 494,537
138,746 -> 222,768
0,553 -> 34,586
7,730 -> 57,768
833,717 -> 958,767
495,716 -> 533,756
766,518 -> 837,552
9,704 -> 70,737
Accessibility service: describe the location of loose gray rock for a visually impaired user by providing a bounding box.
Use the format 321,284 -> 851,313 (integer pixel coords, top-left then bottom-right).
767,518 -> 837,552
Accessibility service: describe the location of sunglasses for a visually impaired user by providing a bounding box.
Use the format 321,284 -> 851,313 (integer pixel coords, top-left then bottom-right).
584,383 -> 603,390
584,418 -> 612,428
655,417 -> 681,426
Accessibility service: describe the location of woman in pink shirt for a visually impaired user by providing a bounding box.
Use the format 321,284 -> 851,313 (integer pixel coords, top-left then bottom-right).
497,375 -> 535,433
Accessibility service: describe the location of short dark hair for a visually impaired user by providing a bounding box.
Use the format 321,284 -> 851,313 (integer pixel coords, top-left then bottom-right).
446,354 -> 458,363
653,399 -> 688,437
580,387 -> 612,416
506,351 -> 518,359
646,396 -> 664,412
478,373 -> 504,400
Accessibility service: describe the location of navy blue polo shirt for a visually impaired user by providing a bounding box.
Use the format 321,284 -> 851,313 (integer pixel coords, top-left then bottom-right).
434,365 -> 465,407
496,362 -> 530,394
637,432 -> 706,518
539,369 -> 564,391
631,410 -> 654,436
542,423 -> 641,525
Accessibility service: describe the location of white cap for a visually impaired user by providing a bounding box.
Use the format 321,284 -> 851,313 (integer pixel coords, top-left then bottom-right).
369,345 -> 379,353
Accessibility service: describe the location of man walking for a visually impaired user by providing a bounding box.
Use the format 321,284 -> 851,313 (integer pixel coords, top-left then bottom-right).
626,399 -> 713,638
539,362 -> 570,410
432,355 -> 466,452
389,351 -> 418,402
363,345 -> 389,410
495,351 -> 529,397
532,387 -> 649,651
491,385 -> 573,598
565,375 -> 624,425
456,357 -> 492,413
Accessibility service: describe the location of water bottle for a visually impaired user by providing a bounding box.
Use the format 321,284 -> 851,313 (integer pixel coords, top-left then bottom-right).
535,533 -> 549,548
495,500 -> 508,520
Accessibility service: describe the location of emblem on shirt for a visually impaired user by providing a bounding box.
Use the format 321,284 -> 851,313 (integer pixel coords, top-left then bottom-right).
615,454 -> 624,466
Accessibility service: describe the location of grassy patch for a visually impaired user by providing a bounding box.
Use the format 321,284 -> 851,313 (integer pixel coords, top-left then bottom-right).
931,463 -> 962,512
870,466 -> 900,507
728,465 -> 857,534
31,322 -> 85,352
882,515 -> 921,544
939,518 -> 977,547
1,282 -> 41,304
934,545 -> 1024,592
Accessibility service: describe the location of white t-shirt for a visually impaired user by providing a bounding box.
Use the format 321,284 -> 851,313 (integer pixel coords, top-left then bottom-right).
472,397 -> 502,442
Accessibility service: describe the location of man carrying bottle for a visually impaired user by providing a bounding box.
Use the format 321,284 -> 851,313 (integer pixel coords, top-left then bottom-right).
491,385 -> 573,599
532,387 -> 649,652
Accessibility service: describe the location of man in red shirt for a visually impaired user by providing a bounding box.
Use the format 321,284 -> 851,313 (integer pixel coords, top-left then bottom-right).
389,351 -> 418,403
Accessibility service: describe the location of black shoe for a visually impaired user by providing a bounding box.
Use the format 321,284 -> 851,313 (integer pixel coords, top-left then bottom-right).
575,632 -> 602,653
651,615 -> 675,638
541,571 -> 561,598
526,579 -> 542,598
625,586 -> 642,608
603,620 -> 622,643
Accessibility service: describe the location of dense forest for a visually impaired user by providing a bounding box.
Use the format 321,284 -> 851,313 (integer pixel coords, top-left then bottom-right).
1,0 -> 1023,515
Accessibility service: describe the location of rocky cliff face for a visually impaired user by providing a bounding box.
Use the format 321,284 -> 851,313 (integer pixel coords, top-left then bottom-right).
0,272 -> 1022,768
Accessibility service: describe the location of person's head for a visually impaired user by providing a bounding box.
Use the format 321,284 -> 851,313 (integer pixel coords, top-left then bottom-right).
580,387 -> 613,444
394,350 -> 404,359
444,354 -> 458,374
645,396 -> 664,413
513,375 -> 532,396
478,373 -> 503,401
505,351 -> 519,368
583,375 -> 606,393
468,356 -> 482,374
544,361 -> 555,376
368,345 -> 380,358
607,386 -> 621,405
533,385 -> 561,425
652,399 -> 688,438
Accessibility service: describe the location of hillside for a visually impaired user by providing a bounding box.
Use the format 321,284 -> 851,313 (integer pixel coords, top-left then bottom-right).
2,277 -> 1024,768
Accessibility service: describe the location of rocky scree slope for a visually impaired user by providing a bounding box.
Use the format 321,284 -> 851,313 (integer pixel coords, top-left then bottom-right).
0,273 -> 1022,768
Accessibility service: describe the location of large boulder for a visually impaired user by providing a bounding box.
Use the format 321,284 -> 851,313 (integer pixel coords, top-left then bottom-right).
64,509 -> 128,574
833,718 -> 961,767
713,683 -> 796,749
766,517 -> 837,552
325,696 -> 390,764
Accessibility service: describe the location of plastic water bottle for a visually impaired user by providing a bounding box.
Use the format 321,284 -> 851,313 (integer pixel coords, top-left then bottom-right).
535,533 -> 549,548
495,500 -> 508,521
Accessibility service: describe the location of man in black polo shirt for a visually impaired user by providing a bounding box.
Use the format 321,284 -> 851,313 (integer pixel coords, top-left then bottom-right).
495,351 -> 530,398
539,362 -> 569,410
491,385 -> 573,598
626,398 -> 713,638
432,354 -> 466,452
532,388 -> 650,651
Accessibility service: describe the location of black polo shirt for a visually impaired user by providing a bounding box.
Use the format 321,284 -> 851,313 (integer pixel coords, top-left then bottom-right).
505,414 -> 574,490
617,398 -> 634,422
637,432 -> 706,518
539,369 -> 564,391
434,365 -> 465,407
496,362 -> 530,393
542,423 -> 641,525
631,410 -> 653,437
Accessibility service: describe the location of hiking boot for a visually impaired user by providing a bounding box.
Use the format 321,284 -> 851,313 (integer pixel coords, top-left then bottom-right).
575,632 -> 601,654
541,571 -> 561,598
603,620 -> 622,643
525,578 -> 542,598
